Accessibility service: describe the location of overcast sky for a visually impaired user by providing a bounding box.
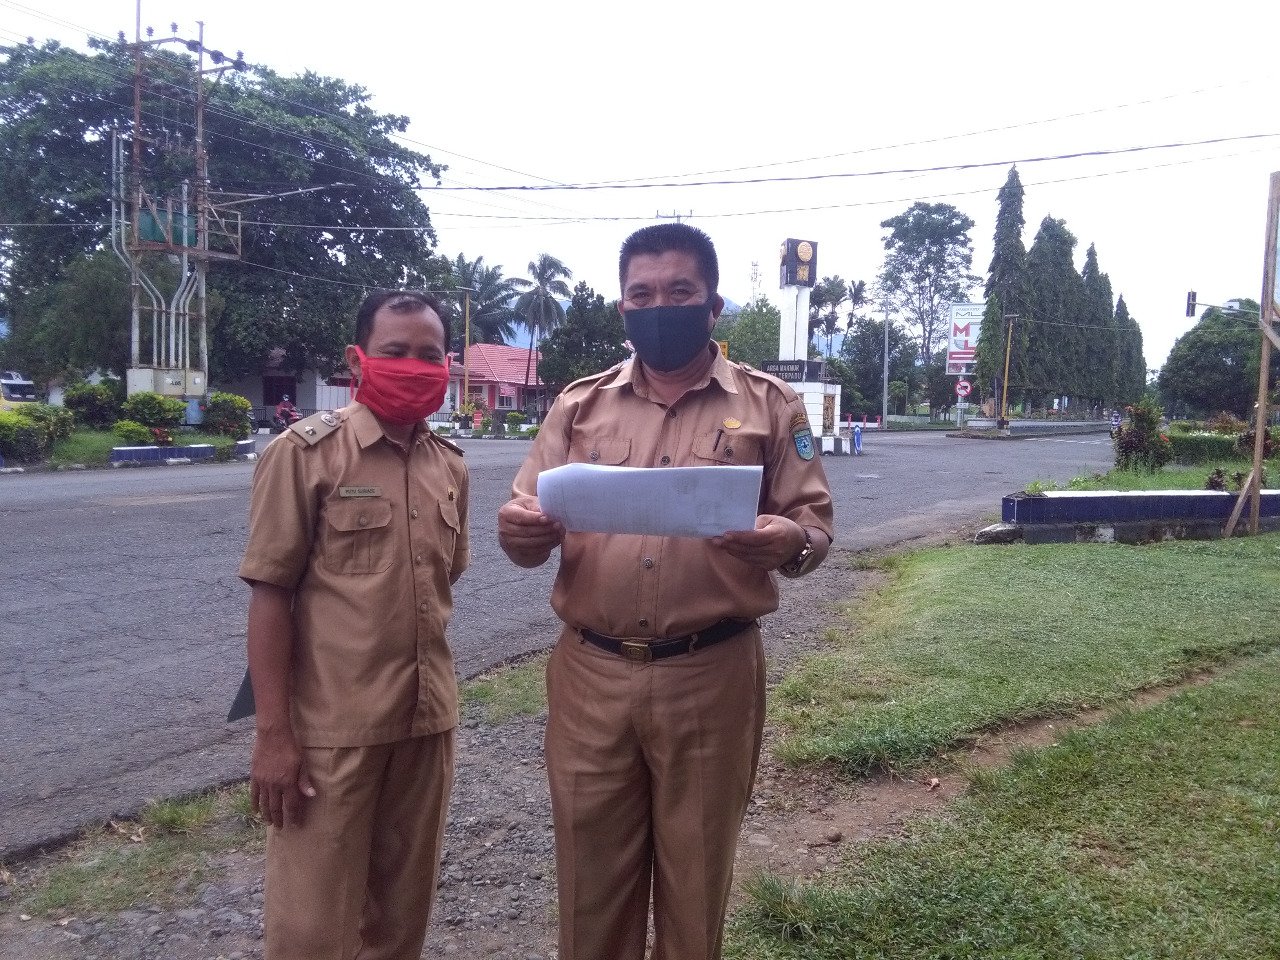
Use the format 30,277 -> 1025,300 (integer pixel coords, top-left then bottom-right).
5,0 -> 1279,368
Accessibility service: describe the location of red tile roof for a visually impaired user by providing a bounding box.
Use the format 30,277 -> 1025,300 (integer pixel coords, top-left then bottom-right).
464,342 -> 542,387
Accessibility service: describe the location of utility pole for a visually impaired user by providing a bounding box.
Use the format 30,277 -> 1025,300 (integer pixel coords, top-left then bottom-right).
881,297 -> 890,427
114,3 -> 246,405
1000,313 -> 1018,427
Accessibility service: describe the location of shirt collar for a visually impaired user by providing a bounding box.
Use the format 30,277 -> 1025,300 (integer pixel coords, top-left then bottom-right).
606,344 -> 739,399
346,401 -> 429,449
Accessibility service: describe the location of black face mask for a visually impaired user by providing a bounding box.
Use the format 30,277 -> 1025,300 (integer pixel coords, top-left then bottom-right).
623,302 -> 713,372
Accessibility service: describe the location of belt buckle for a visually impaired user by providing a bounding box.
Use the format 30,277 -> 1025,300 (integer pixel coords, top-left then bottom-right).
619,641 -> 653,663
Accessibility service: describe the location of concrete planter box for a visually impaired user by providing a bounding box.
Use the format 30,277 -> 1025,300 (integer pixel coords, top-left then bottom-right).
997,489 -> 1280,543
967,418 -> 1110,437
110,443 -> 217,465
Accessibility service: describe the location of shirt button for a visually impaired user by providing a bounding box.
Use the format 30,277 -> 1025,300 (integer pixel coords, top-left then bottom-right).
589,450 -> 600,462
643,558 -> 654,569
638,618 -> 648,628
659,455 -> 671,466
357,515 -> 368,527
724,446 -> 734,457
668,409 -> 677,419
415,554 -> 424,565
410,508 -> 419,519
419,602 -> 429,613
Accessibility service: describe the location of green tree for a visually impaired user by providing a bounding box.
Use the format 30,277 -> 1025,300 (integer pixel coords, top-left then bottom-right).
0,39 -> 444,383
1080,242 -> 1116,409
1112,295 -> 1147,405
1022,216 -> 1086,407
807,276 -> 847,357
976,167 -> 1031,403
514,254 -> 573,389
1158,300 -> 1269,417
831,314 -> 918,417
711,296 -> 780,368
444,254 -> 524,351
878,202 -> 979,369
537,282 -> 628,390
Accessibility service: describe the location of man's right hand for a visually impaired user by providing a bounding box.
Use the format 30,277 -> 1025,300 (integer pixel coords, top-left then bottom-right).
250,727 -> 316,829
497,495 -> 565,567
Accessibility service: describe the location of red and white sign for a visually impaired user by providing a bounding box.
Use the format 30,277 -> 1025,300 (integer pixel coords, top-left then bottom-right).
955,379 -> 972,398
946,303 -> 984,376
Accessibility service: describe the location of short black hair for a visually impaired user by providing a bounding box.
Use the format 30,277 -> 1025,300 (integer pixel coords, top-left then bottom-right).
618,223 -> 719,299
353,290 -> 450,349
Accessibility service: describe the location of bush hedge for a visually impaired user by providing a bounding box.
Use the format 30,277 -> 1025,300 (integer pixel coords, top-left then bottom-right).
19,403 -> 75,442
0,410 -> 52,461
121,391 -> 185,428
64,382 -> 123,429
112,419 -> 154,446
202,391 -> 252,439
1169,431 -> 1240,465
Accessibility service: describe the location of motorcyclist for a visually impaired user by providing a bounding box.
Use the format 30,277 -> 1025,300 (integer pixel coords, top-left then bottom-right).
273,395 -> 301,431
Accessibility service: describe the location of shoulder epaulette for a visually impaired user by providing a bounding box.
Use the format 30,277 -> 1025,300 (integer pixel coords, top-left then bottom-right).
426,431 -> 464,456
287,410 -> 342,446
562,361 -> 627,395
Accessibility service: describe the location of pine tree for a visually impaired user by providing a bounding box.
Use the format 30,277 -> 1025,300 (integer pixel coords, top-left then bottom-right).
975,167 -> 1031,403
1023,216 -> 1085,408
1080,243 -> 1116,409
1113,296 -> 1147,405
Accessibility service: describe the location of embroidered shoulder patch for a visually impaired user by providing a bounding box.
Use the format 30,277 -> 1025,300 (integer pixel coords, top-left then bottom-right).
793,424 -> 815,461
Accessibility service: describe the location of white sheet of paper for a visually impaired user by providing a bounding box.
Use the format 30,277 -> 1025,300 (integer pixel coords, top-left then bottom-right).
536,463 -> 762,538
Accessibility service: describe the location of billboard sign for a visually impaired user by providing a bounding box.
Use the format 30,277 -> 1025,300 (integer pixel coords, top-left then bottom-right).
946,303 -> 984,376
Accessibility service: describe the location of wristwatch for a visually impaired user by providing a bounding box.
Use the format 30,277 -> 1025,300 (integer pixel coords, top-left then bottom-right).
779,527 -> 815,577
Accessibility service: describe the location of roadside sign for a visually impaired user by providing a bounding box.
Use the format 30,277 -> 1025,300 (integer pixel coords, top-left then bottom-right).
955,379 -> 972,398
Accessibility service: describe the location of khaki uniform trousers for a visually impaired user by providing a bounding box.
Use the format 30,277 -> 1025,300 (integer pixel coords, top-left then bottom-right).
264,731 -> 455,960
545,624 -> 766,960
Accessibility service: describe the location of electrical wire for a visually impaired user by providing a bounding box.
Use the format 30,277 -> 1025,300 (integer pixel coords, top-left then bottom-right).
417,133 -> 1280,192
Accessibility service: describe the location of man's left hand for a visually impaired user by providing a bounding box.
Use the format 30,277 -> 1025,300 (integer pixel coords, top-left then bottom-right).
712,515 -> 805,569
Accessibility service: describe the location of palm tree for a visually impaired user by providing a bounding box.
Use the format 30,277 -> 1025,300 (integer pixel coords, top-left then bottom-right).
809,276 -> 848,357
840,279 -> 869,355
513,253 -> 573,389
447,254 -> 524,350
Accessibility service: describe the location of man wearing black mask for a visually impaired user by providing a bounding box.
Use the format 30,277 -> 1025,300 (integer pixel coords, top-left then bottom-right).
498,223 -> 834,960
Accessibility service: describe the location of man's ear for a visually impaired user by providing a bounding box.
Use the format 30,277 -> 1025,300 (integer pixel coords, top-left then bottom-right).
344,344 -> 362,382
707,295 -> 726,332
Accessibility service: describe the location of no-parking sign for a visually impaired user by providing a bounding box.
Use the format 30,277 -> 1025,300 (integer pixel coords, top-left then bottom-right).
955,379 -> 972,398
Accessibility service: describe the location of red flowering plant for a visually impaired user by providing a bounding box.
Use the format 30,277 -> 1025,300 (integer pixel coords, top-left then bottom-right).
1113,398 -> 1172,472
149,427 -> 174,446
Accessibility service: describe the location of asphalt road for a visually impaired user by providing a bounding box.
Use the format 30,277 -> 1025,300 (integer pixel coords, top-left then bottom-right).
0,430 -> 1112,856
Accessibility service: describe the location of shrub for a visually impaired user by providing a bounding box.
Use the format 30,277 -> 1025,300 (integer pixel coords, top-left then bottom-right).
19,402 -> 75,442
121,391 -> 185,428
1206,411 -> 1248,435
505,411 -> 527,428
0,410 -> 52,461
1168,431 -> 1239,465
1113,398 -> 1172,472
202,391 -> 253,439
63,382 -> 123,429
1237,427 -> 1277,460
112,419 -> 154,446
525,426 -> 539,440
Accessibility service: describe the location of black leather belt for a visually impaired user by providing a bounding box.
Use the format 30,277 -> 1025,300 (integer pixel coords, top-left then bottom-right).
579,618 -> 755,663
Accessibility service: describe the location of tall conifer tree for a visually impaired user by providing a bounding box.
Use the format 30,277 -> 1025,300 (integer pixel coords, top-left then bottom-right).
975,167 -> 1031,404
1024,216 -> 1085,407
1080,243 -> 1116,408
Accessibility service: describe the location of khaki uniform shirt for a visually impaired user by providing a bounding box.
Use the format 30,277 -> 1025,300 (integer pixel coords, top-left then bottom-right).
239,403 -> 469,748
512,350 -> 834,639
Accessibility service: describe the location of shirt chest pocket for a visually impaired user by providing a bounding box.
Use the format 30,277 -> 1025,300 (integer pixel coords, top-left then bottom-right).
319,498 -> 395,575
569,438 -> 631,465
691,431 -> 763,466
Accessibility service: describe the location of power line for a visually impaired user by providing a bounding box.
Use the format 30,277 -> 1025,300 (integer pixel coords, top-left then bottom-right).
416,133 -> 1280,192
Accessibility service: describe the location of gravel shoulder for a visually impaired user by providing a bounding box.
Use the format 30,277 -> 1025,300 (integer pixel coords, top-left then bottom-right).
0,529 -> 984,960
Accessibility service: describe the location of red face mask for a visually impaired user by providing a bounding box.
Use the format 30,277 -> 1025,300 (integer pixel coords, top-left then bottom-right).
352,347 -> 451,425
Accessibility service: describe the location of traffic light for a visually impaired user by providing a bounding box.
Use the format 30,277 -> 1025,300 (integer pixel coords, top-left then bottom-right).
1185,290 -> 1197,318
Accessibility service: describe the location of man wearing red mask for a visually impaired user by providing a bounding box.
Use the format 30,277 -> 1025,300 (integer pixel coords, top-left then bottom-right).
239,290 -> 467,960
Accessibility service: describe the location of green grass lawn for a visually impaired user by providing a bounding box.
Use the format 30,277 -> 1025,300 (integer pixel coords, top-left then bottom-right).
1032,460 -> 1274,492
773,534 -> 1280,774
48,429 -> 241,467
729,651 -> 1280,959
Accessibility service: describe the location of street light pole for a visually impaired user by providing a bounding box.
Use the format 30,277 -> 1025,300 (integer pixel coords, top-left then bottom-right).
1000,313 -> 1018,425
454,286 -> 476,415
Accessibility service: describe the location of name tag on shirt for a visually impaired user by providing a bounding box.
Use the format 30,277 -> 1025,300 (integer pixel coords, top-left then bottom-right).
339,486 -> 382,498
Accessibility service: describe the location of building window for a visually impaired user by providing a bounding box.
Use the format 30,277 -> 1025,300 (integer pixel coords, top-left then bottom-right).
496,393 -> 515,409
